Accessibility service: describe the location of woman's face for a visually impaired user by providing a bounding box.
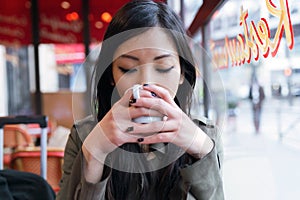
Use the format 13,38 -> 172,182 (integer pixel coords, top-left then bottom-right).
112,28 -> 183,98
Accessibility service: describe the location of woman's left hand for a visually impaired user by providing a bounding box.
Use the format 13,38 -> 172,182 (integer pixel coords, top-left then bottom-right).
129,84 -> 214,159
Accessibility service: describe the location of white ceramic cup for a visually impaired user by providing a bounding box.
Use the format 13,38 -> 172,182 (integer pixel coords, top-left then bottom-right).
131,84 -> 162,124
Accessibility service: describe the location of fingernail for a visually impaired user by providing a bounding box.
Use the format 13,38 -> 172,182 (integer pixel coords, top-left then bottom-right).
137,138 -> 144,142
151,92 -> 157,97
126,126 -> 134,132
129,99 -> 136,104
143,83 -> 149,87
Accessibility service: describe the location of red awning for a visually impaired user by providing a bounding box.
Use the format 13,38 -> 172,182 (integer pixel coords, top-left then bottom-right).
0,0 -> 32,45
0,0 -> 131,45
38,0 -> 83,44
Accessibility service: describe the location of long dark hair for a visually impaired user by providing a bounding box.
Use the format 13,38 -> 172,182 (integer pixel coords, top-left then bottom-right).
92,1 -> 197,199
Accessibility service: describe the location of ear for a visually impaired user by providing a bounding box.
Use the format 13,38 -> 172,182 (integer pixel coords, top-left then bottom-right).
110,78 -> 115,86
179,74 -> 184,84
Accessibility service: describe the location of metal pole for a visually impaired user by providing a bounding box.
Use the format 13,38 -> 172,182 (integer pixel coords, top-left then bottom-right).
82,0 -> 92,115
82,0 -> 90,57
180,0 -> 185,27
40,127 -> 47,179
31,0 -> 42,115
201,26 -> 210,118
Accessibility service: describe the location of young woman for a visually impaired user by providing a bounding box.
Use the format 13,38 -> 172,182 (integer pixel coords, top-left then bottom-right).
57,1 -> 224,199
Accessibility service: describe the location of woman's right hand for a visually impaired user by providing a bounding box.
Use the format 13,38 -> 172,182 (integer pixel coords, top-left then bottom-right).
82,89 -> 138,183
82,88 -> 163,183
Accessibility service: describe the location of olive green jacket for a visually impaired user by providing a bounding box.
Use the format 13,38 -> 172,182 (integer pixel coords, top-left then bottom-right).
56,116 -> 224,200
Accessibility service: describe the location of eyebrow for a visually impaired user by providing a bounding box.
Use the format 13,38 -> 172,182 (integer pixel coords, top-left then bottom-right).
119,54 -> 139,61
154,54 -> 172,60
119,53 -> 172,61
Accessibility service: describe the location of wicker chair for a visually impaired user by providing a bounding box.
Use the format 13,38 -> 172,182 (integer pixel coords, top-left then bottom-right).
3,125 -> 34,168
10,147 -> 64,193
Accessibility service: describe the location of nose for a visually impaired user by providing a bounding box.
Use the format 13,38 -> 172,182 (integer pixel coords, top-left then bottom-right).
139,65 -> 152,85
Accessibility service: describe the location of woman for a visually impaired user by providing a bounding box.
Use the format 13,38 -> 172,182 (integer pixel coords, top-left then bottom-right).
57,1 -> 224,199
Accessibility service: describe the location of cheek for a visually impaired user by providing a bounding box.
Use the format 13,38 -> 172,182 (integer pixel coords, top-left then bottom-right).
165,76 -> 181,98
155,72 -> 182,98
113,72 -> 136,97
115,83 -> 130,97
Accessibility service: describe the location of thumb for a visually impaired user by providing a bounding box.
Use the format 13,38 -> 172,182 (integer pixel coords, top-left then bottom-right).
118,86 -> 134,106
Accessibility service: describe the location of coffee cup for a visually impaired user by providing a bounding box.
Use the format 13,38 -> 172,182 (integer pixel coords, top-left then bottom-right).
131,84 -> 162,124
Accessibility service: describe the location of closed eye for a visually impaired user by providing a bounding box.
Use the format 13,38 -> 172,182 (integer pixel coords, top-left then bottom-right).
118,66 -> 137,74
156,66 -> 174,73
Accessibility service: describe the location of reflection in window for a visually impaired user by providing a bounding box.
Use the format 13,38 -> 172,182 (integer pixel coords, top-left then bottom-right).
228,14 -> 238,27
39,44 -> 86,92
213,18 -> 222,31
5,46 -> 32,115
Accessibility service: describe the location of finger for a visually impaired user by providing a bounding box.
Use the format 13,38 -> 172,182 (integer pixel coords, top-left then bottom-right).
142,84 -> 176,105
128,120 -> 176,135
131,97 -> 172,117
138,90 -> 154,98
120,131 -> 141,143
118,87 -> 134,106
113,132 -> 143,146
129,107 -> 164,119
140,132 -> 176,144
139,89 -> 163,99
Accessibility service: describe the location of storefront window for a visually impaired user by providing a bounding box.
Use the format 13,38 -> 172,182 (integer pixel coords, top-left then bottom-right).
169,0 -> 203,28
0,45 -> 32,115
39,43 -> 87,93
205,1 -> 300,199
207,0 -> 300,99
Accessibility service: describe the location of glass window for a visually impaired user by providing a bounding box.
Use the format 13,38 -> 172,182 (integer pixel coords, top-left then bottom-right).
0,45 -> 33,115
204,1 -> 300,199
39,43 -> 86,93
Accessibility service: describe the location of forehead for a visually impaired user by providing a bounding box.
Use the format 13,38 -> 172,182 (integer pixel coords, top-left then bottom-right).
113,28 -> 178,59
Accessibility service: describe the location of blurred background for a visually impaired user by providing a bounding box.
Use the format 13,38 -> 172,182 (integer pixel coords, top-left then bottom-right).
0,0 -> 299,198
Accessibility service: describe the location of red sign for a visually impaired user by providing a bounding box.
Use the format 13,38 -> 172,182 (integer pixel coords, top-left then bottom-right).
0,0 -> 161,45
211,0 -> 294,69
39,0 -> 83,44
0,0 -> 32,45
54,44 -> 85,64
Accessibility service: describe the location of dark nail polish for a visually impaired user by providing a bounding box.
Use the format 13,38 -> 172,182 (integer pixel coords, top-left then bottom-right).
129,99 -> 136,104
137,138 -> 144,142
143,83 -> 149,86
126,126 -> 134,132
151,92 -> 157,97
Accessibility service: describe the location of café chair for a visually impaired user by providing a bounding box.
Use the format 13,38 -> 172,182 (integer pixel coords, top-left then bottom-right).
10,147 -> 64,193
3,125 -> 34,168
